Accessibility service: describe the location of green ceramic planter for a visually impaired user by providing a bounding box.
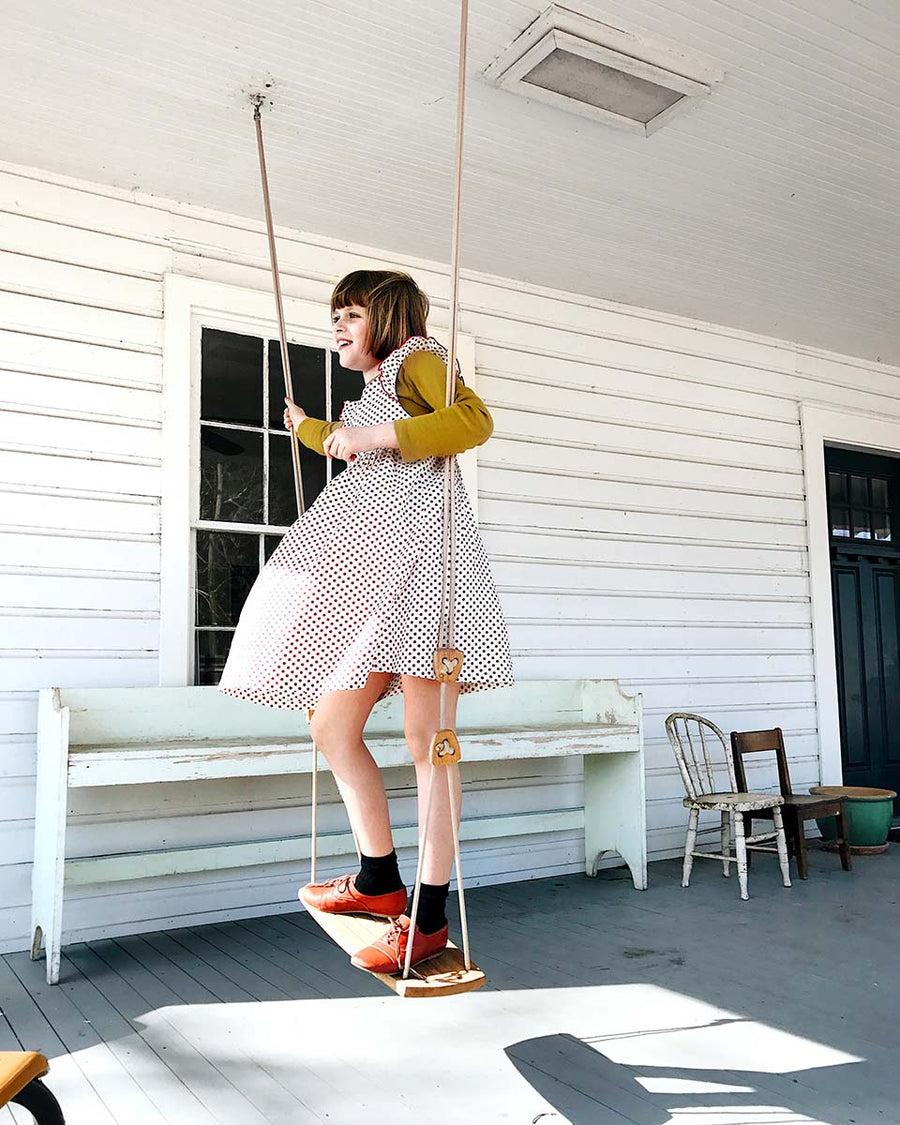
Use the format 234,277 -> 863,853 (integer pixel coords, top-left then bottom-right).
810,785 -> 897,852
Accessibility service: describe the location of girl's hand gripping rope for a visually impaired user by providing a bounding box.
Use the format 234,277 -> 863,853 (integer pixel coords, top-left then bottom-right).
283,396 -> 307,433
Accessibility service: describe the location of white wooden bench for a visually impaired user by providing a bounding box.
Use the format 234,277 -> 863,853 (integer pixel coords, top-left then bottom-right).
32,679 -> 645,984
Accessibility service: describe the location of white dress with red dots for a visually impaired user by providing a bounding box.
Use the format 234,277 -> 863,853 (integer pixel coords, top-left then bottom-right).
218,336 -> 514,710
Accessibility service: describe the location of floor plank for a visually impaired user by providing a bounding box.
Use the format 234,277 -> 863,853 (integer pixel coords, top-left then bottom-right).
3,851 -> 898,1124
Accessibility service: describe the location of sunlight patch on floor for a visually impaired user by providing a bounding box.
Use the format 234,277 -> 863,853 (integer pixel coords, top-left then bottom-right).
51,983 -> 864,1124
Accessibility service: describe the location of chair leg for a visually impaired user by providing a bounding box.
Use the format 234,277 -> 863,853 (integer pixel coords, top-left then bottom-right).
733,812 -> 749,900
720,811 -> 731,877
794,811 -> 810,880
835,808 -> 853,872
772,805 -> 792,888
682,807 -> 699,887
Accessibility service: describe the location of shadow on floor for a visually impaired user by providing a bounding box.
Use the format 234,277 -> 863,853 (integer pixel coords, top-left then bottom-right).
506,1031 -> 867,1125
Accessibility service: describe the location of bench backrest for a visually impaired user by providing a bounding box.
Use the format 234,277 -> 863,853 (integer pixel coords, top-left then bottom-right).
57,681 -> 638,747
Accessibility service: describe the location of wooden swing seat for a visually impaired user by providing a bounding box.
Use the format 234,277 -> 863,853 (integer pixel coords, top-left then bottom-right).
305,906 -> 485,998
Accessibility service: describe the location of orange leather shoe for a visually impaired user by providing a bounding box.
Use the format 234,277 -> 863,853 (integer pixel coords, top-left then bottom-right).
298,875 -> 407,919
350,916 -> 448,974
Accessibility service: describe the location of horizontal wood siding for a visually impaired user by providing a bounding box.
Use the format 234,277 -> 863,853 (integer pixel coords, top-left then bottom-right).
3,164 -> 900,951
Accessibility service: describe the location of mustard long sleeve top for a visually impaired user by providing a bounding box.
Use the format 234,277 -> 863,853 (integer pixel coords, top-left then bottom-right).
295,350 -> 493,462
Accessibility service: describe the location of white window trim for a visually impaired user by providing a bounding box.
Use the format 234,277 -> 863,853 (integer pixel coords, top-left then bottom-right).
159,273 -> 478,687
801,402 -> 900,786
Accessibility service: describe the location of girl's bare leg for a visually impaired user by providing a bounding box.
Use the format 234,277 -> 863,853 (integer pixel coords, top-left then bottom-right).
309,672 -> 394,858
401,675 -> 461,885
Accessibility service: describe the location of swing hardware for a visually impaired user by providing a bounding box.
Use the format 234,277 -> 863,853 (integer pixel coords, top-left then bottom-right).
430,729 -> 462,766
433,647 -> 464,682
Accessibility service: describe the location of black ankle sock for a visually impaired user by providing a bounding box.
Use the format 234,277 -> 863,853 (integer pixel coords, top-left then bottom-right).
413,882 -> 450,935
355,850 -> 404,897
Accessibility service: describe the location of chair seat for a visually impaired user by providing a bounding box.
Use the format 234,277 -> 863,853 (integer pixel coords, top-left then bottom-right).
784,794 -> 843,811
741,794 -> 844,815
684,791 -> 784,813
0,1052 -> 49,1105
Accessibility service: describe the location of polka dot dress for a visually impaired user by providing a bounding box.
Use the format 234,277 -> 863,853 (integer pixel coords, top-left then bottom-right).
218,336 -> 514,710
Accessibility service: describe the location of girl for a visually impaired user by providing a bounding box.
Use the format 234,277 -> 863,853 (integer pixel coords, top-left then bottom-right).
219,270 -> 513,972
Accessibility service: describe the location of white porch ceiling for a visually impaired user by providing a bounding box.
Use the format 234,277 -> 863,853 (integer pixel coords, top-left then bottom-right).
3,0 -> 900,363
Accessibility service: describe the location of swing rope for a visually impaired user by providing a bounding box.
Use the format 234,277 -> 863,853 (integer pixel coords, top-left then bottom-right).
403,0 -> 472,981
252,98 -> 305,517
250,0 -> 474,983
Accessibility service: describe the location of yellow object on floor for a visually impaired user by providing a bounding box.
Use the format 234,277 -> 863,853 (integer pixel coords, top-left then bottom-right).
0,1051 -> 49,1107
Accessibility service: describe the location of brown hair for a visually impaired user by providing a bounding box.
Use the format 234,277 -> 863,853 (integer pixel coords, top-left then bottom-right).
330,270 -> 429,360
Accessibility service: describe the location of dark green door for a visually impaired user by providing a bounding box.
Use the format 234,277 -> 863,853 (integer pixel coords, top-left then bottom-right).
826,448 -> 900,796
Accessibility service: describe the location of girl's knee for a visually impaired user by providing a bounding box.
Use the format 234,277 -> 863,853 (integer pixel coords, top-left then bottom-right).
308,711 -> 328,748
404,723 -> 434,765
310,713 -> 360,754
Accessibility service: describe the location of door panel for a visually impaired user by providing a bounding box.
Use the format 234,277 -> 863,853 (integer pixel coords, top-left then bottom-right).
826,448 -> 900,798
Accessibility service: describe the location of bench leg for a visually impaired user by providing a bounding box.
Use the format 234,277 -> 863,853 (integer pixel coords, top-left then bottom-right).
32,691 -> 68,985
583,752 -> 647,889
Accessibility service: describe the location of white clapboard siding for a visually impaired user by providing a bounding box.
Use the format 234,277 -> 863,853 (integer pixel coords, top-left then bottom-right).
0,249 -> 163,315
0,328 -> 162,386
0,410 -> 161,460
2,162 -> 900,953
1,371 -> 162,421
484,438 -> 805,496
0,449 -> 159,495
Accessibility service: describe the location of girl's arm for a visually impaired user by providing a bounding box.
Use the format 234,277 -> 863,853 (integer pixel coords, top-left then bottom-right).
290,351 -> 494,462
392,350 -> 493,461
284,397 -> 341,454
297,416 -> 341,453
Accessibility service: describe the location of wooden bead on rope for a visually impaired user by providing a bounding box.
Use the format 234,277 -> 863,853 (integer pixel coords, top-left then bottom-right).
433,647 -> 464,682
430,728 -> 461,766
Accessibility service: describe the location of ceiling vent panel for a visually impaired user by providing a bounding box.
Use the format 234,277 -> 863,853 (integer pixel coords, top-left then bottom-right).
484,6 -> 723,136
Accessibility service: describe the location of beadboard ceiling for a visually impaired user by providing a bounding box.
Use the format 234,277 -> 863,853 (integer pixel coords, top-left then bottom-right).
4,0 -> 900,363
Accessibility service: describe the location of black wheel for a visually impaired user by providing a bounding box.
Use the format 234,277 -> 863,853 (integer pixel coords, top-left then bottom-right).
10,1077 -> 65,1125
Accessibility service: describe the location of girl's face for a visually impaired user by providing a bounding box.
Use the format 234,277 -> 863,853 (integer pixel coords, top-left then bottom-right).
332,305 -> 377,372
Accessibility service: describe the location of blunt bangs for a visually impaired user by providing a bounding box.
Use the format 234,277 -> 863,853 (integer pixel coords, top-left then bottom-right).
331,270 -> 430,360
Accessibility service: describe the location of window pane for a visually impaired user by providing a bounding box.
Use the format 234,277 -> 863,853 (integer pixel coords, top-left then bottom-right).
849,474 -> 868,507
196,530 -> 259,626
871,477 -> 889,509
195,630 -> 234,686
828,471 -> 847,504
264,534 -> 283,562
200,426 -> 263,523
201,329 -> 263,426
269,433 -> 326,525
852,511 -> 871,540
831,508 -> 850,538
874,516 -> 892,542
331,351 -> 364,421
269,342 -> 326,429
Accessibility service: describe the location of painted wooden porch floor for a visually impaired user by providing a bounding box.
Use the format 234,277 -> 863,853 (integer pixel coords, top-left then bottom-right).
2,847 -> 897,1125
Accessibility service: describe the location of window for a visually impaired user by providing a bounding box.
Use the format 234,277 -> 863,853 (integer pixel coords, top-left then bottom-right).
828,470 -> 891,543
194,328 -> 362,683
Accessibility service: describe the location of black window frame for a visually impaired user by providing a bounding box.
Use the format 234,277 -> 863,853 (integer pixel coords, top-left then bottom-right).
192,327 -> 362,684
825,447 -> 900,557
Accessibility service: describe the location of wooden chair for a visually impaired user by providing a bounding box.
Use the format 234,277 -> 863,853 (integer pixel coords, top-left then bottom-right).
0,1052 -> 64,1123
730,728 -> 852,879
665,713 -> 792,900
